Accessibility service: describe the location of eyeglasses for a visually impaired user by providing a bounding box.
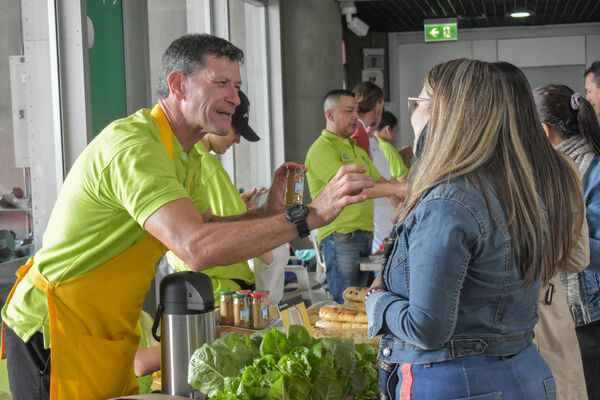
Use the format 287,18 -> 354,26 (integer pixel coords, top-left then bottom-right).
408,97 -> 431,116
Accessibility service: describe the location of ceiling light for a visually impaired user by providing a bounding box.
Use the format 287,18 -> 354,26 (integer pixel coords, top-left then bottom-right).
510,11 -> 531,18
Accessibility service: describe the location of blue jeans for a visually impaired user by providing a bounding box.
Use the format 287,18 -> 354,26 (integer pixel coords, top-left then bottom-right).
321,230 -> 372,303
382,344 -> 555,399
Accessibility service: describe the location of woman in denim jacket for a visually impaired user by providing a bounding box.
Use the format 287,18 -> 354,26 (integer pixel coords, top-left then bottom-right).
534,84 -> 600,399
366,59 -> 584,399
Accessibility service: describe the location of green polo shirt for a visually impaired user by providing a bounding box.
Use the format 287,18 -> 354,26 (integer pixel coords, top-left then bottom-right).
167,142 -> 255,306
2,108 -> 209,346
305,129 -> 381,243
377,136 -> 409,180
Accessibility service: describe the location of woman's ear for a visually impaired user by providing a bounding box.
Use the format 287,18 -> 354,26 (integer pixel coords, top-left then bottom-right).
542,123 -> 564,147
541,123 -> 553,139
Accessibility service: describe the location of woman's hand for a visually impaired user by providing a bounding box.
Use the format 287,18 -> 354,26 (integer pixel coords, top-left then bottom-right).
370,274 -> 383,290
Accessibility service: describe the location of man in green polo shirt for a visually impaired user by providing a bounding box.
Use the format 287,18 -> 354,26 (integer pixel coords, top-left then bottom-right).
305,89 -> 408,303
2,34 -> 374,400
167,90 -> 288,305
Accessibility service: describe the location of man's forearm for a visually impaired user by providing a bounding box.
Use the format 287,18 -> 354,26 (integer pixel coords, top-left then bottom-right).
362,180 -> 403,199
210,206 -> 269,222
145,164 -> 374,270
183,213 -> 299,269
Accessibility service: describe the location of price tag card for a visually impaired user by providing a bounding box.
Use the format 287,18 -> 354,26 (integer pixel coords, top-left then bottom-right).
278,295 -> 312,334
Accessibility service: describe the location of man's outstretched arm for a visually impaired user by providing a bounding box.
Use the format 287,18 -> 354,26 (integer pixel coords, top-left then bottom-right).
144,164 -> 373,270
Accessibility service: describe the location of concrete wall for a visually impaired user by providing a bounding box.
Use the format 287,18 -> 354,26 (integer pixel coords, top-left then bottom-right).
344,29 -> 389,100
388,23 -> 600,148
280,0 -> 344,167
147,0 -> 187,105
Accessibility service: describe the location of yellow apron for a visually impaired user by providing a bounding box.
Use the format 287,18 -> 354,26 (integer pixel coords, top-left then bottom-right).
2,104 -> 185,399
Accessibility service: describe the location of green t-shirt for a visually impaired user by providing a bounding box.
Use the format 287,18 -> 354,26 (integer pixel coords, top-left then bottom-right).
2,108 -> 210,345
167,142 -> 255,306
305,130 -> 381,243
377,136 -> 409,180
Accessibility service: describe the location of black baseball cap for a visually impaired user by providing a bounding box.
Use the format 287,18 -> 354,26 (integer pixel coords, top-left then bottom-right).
232,90 -> 260,142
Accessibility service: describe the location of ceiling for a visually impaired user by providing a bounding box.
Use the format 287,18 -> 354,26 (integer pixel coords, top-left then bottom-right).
352,0 -> 600,32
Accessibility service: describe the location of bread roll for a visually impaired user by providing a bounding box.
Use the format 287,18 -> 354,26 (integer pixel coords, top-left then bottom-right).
319,306 -> 368,324
315,319 -> 368,330
312,326 -> 379,346
343,300 -> 366,312
342,286 -> 368,303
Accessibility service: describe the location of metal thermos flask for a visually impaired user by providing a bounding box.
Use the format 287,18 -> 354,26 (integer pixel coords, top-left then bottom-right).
152,271 -> 216,397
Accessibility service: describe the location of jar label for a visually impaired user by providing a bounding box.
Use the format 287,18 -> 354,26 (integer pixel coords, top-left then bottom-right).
262,307 -> 268,320
240,308 -> 250,321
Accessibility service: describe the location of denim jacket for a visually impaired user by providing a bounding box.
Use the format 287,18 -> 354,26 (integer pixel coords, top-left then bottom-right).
366,174 -> 540,364
575,156 -> 600,326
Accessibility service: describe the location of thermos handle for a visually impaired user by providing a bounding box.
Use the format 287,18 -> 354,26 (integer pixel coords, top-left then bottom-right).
152,303 -> 163,342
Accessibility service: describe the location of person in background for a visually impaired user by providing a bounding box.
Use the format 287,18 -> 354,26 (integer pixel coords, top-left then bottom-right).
165,90 -> 287,306
366,59 -> 584,399
373,111 -> 409,182
1,34 -> 373,400
534,83 -> 600,399
584,61 -> 600,116
369,110 -> 409,253
495,62 -> 588,400
351,81 -> 385,157
351,82 -> 406,255
305,89 -> 406,304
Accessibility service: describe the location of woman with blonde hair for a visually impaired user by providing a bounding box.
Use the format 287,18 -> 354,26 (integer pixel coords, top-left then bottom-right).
366,59 -> 584,399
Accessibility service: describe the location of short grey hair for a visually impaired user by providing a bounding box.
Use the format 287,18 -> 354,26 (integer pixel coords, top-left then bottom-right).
156,34 -> 244,99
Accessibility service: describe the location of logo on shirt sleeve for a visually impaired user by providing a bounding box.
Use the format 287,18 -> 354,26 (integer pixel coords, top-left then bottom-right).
342,153 -> 351,161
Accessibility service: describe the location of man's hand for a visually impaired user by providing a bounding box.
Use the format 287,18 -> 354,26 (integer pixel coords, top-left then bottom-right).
264,162 -> 299,215
241,187 -> 269,209
307,164 -> 373,228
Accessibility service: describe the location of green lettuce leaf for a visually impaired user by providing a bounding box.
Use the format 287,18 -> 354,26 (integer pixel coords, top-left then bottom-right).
188,327 -> 377,400
188,333 -> 258,396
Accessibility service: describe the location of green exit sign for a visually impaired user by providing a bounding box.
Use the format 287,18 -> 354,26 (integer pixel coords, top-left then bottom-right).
424,19 -> 458,42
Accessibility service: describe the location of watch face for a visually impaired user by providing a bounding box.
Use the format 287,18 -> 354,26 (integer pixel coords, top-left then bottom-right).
288,205 -> 307,219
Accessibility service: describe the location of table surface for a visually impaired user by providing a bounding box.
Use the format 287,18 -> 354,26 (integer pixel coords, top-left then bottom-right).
359,254 -> 384,271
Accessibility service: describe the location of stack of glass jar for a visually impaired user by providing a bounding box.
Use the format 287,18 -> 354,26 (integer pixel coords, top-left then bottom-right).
219,290 -> 269,329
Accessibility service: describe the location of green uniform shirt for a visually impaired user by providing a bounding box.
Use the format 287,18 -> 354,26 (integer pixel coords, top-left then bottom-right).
167,142 -> 255,306
305,130 -> 381,243
2,108 -> 209,345
377,136 -> 409,180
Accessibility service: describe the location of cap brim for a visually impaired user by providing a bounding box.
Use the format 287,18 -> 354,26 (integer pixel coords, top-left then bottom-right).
234,122 -> 260,142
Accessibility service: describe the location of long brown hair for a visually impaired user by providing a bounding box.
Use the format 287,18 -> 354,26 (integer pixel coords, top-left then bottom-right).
352,81 -> 384,115
403,59 -> 582,285
495,62 -> 584,283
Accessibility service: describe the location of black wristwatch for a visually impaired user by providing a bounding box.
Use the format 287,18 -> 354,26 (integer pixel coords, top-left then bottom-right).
285,205 -> 310,238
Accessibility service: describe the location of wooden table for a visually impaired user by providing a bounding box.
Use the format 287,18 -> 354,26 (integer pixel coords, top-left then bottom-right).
359,254 -> 384,271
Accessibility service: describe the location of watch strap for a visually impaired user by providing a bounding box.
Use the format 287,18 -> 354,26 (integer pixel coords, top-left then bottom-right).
295,218 -> 310,238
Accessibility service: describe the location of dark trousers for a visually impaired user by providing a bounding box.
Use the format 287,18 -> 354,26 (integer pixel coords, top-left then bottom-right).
576,319 -> 600,399
4,325 -> 50,400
